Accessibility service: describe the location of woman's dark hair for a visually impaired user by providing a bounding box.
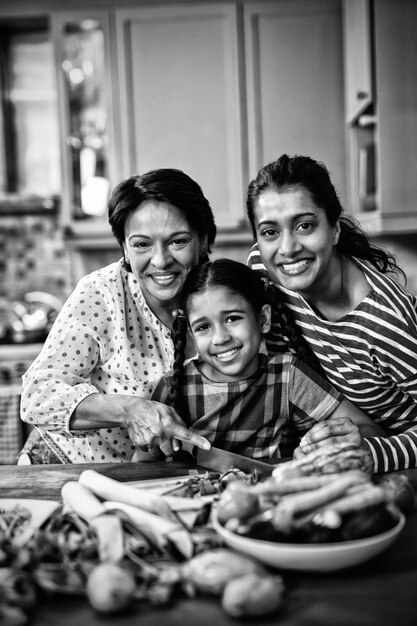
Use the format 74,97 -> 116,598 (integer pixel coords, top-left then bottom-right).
108,168 -> 216,269
168,258 -> 319,414
246,154 -> 404,278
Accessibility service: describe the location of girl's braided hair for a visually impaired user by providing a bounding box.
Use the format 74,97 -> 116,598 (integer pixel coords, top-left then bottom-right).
264,281 -> 325,376
168,258 -> 320,415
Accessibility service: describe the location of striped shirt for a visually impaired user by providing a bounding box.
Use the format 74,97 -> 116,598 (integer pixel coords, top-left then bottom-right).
248,243 -> 417,472
151,353 -> 342,459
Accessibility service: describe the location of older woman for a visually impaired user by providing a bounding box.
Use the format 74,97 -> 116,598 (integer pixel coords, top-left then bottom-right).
19,169 -> 216,463
247,154 -> 417,473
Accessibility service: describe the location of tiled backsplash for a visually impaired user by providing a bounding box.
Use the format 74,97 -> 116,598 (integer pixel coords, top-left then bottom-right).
0,215 -> 72,301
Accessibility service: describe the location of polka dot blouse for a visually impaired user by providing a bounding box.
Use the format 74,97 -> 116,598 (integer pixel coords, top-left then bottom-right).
20,259 -> 175,463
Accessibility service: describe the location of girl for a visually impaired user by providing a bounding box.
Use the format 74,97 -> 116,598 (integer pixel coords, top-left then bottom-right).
150,259 -> 382,459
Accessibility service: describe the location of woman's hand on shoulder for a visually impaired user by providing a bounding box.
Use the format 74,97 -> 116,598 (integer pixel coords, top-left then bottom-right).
123,398 -> 210,457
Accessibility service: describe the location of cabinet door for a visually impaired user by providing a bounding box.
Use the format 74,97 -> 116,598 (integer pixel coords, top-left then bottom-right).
51,10 -> 117,235
343,0 -> 373,125
116,3 -> 244,229
374,0 -> 417,231
244,0 -> 346,202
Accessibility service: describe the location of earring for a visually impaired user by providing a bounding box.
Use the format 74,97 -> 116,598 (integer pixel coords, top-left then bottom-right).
123,256 -> 132,272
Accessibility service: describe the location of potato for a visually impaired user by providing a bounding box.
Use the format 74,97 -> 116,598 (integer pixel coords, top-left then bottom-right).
181,548 -> 266,595
86,562 -> 136,613
215,484 -> 260,525
222,573 -> 285,618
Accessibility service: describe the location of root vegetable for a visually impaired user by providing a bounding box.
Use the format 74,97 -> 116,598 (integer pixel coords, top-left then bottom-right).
255,473 -> 348,495
61,481 -> 106,522
79,470 -> 178,522
376,474 -> 416,513
103,501 -> 194,560
181,548 -> 266,595
322,483 -> 386,516
216,484 -> 260,525
86,562 -> 136,613
272,471 -> 368,533
222,573 -> 285,618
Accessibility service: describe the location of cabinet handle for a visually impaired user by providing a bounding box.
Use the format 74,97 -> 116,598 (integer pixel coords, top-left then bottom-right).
356,90 -> 369,100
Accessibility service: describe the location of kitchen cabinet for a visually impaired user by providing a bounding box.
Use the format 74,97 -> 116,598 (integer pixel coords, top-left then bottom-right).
344,0 -> 417,234
115,3 -> 245,230
244,0 -> 347,202
0,0 -> 348,243
343,0 -> 372,125
50,9 -> 117,238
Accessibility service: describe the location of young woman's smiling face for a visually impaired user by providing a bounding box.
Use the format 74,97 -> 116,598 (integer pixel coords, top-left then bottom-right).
123,200 -> 205,319
253,186 -> 341,298
187,286 -> 270,382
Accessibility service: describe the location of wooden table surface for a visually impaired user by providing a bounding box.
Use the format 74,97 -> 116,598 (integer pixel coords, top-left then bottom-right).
1,461 -> 417,626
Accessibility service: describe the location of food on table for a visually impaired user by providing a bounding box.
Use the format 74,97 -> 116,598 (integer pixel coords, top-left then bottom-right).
1,456 -> 412,621
181,548 -> 266,595
221,571 -> 285,618
215,480 -> 260,525
0,504 -> 31,546
216,445 -> 411,544
86,562 -> 136,613
102,500 -> 194,559
62,481 -> 125,563
376,473 -> 416,513
79,469 -> 178,521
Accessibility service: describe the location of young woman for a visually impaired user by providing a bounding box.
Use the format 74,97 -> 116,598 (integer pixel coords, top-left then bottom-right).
246,153 -> 417,471
151,259 -> 381,459
19,169 -> 215,463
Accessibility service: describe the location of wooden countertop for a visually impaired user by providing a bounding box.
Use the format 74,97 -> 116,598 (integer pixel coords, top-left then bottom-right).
1,461 -> 417,626
0,459 -> 199,500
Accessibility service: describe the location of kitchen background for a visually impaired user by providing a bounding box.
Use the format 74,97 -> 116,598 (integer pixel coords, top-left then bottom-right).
0,0 -> 416,463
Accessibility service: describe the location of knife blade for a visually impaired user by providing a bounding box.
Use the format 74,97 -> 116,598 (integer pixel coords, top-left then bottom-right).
180,442 -> 281,478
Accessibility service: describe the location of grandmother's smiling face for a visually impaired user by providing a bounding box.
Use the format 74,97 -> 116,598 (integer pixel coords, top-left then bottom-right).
123,200 -> 206,318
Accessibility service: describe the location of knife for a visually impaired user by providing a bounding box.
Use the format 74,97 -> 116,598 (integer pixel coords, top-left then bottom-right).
179,442 -> 283,478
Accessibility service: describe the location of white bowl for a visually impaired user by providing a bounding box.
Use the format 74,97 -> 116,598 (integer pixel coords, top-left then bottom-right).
212,511 -> 405,572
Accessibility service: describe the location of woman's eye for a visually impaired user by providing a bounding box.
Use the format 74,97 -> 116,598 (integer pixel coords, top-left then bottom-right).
296,222 -> 314,232
132,241 -> 151,250
259,228 -> 278,240
171,237 -> 190,248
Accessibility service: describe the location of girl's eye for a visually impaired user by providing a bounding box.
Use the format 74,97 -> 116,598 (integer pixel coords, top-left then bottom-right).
225,315 -> 242,324
193,322 -> 210,333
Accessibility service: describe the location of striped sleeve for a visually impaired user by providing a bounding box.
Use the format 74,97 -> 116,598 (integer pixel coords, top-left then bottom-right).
364,431 -> 417,472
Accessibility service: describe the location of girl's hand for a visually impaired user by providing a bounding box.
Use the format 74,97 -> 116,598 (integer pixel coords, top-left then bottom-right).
293,416 -> 362,459
124,399 -> 210,457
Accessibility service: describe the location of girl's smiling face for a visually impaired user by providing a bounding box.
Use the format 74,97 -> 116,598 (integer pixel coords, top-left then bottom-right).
187,286 -> 271,382
253,186 -> 341,298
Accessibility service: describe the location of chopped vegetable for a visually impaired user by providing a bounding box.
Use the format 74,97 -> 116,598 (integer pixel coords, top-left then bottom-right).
181,548 -> 266,595
86,562 -> 136,613
103,501 -> 194,560
222,573 -> 285,618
